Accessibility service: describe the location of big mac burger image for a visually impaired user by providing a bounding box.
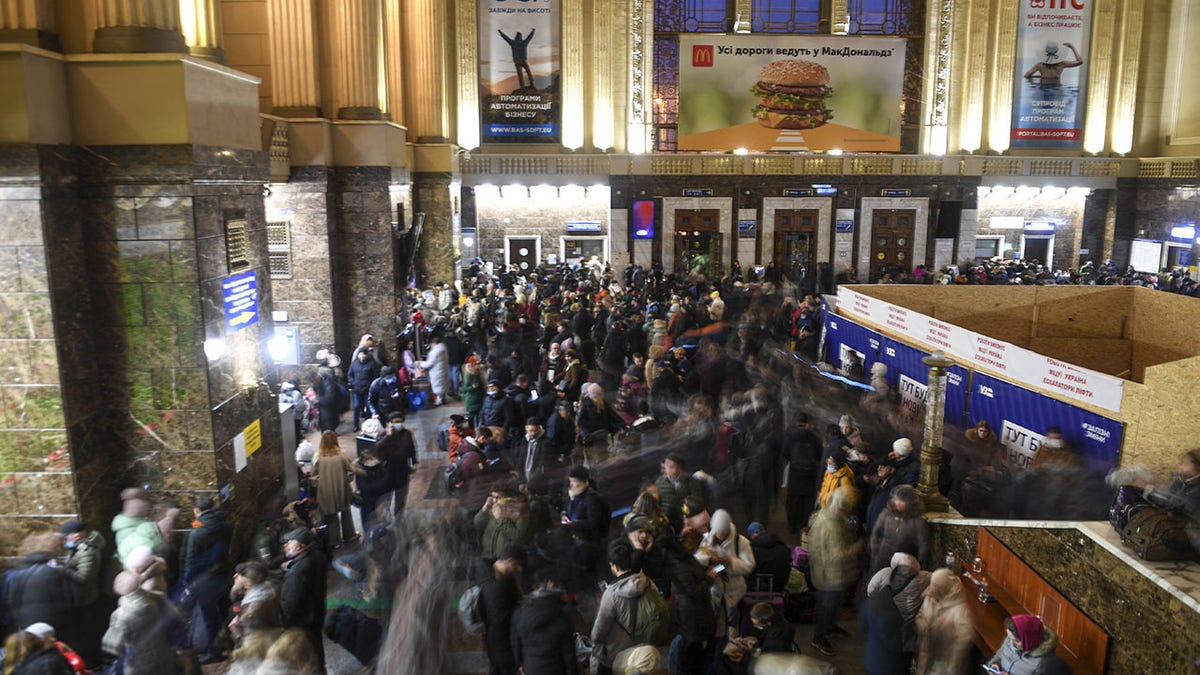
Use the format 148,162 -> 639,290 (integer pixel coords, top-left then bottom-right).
750,60 -> 834,129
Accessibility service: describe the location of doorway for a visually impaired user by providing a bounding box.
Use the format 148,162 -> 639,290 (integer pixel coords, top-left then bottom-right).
1020,235 -> 1053,267
505,236 -> 540,272
774,210 -> 818,283
1164,242 -> 1192,270
674,209 -> 723,277
869,209 -> 915,281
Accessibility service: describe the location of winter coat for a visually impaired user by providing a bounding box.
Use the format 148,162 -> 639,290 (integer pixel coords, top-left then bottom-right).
62,530 -> 107,606
545,410 -> 576,456
9,646 -> 73,675
655,473 -> 704,532
590,571 -> 651,668
519,432 -> 551,482
474,508 -> 532,561
785,426 -> 823,485
869,508 -> 931,574
478,391 -> 515,429
347,357 -> 381,394
354,460 -> 396,518
565,487 -> 607,542
2,553 -> 81,636
987,627 -> 1069,675
181,508 -> 232,585
238,582 -> 282,632
460,366 -> 485,415
696,525 -> 756,609
374,427 -> 417,488
662,539 -> 717,642
756,619 -> 798,654
576,397 -> 622,438
111,513 -> 166,563
280,547 -> 328,634
316,373 -> 342,432
511,588 -> 580,675
818,465 -> 859,512
867,555 -> 930,654
862,578 -> 909,675
314,453 -> 358,515
750,531 -> 794,594
479,571 -> 522,671
101,590 -> 176,675
915,593 -> 973,675
807,507 -> 861,591
419,342 -> 451,396
367,374 -> 406,419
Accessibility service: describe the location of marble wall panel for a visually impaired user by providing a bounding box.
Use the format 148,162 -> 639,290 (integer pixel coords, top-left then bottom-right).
16,248 -> 48,293
0,249 -> 22,293
15,472 -> 76,514
160,450 -> 218,491
114,241 -> 173,283
0,199 -> 46,246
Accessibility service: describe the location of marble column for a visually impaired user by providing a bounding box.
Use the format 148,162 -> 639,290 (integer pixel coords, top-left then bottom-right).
179,0 -> 224,63
403,0 -> 449,142
92,0 -> 187,53
412,172 -> 457,284
330,0 -> 383,120
0,0 -> 59,50
267,0 -> 321,117
382,0 -> 405,124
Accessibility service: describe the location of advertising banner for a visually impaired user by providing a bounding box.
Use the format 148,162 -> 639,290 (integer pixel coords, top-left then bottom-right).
1010,0 -> 1092,149
880,337 -> 970,429
969,372 -> 1123,470
478,0 -> 560,143
678,35 -> 906,152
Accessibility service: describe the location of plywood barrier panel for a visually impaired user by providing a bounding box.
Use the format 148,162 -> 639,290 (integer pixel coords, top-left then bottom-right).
1028,338 -> 1131,376
1130,340 -> 1192,383
848,285 -> 939,316
1030,286 -> 1133,339
1129,288 -> 1200,358
1127,355 -> 1200,476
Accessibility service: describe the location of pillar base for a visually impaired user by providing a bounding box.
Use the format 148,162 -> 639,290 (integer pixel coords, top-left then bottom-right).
273,105 -> 322,119
0,28 -> 60,52
93,26 -> 187,54
916,484 -> 951,513
188,45 -> 226,64
338,106 -> 384,121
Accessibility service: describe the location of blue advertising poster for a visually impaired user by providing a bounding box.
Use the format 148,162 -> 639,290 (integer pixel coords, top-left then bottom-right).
879,337 -> 969,429
222,271 -> 259,332
478,0 -> 560,143
1010,0 -> 1092,149
968,372 -> 1123,471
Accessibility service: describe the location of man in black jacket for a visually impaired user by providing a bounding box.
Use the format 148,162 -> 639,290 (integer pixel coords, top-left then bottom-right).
279,527 -> 328,666
346,349 -> 381,431
784,412 -> 823,534
479,380 -> 515,431
177,497 -> 233,664
373,412 -> 418,515
480,546 -> 525,675
746,522 -> 792,594
1,534 -> 80,650
510,569 -> 577,675
367,366 -> 407,422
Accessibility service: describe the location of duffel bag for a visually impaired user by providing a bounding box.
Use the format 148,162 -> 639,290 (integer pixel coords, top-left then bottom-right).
1119,505 -> 1198,562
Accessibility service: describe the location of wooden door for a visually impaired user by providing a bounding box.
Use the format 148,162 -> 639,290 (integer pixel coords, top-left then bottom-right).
506,237 -> 538,272
869,209 -> 915,281
774,209 -> 818,281
674,209 -> 722,277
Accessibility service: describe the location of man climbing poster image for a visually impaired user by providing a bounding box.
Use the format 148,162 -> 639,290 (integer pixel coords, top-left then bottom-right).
479,0 -> 560,144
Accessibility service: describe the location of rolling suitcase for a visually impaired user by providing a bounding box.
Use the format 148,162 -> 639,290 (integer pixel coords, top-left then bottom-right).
739,575 -> 786,636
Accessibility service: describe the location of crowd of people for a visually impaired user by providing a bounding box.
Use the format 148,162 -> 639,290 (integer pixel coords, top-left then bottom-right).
1,251 -> 1193,674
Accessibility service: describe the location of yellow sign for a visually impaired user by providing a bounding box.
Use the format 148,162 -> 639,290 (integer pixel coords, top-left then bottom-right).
244,419 -> 262,457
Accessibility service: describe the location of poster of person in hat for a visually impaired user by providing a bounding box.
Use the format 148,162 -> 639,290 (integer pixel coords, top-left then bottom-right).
1010,0 -> 1092,149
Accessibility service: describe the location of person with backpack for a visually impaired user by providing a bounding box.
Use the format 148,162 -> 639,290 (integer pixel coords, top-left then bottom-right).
590,540 -> 659,675
479,546 -> 525,675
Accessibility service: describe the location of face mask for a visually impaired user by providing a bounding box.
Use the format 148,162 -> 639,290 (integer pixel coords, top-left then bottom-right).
362,459 -> 380,468
391,423 -> 404,431
488,390 -> 500,397
826,465 -> 837,474
1041,438 -> 1063,450
64,540 -> 77,550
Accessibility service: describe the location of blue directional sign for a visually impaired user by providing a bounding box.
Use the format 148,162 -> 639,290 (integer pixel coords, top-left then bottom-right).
222,271 -> 259,332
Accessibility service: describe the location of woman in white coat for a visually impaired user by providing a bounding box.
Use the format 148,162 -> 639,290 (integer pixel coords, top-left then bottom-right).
914,568 -> 974,675
695,508 -> 756,628
419,334 -> 451,406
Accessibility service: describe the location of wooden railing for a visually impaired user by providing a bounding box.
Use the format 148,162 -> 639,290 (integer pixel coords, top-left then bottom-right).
968,528 -> 1108,674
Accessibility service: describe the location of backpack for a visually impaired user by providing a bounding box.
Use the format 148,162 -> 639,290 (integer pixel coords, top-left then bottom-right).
444,459 -> 465,492
620,582 -> 672,646
457,584 -> 485,635
336,382 -> 352,413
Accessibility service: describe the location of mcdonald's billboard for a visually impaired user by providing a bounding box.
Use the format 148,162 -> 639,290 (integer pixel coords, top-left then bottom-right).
678,35 -> 906,152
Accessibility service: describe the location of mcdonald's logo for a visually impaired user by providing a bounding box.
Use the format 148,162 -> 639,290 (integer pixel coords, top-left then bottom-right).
692,45 -> 714,67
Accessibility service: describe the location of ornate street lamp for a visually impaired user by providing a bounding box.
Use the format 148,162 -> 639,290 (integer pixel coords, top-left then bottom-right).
917,350 -> 955,512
